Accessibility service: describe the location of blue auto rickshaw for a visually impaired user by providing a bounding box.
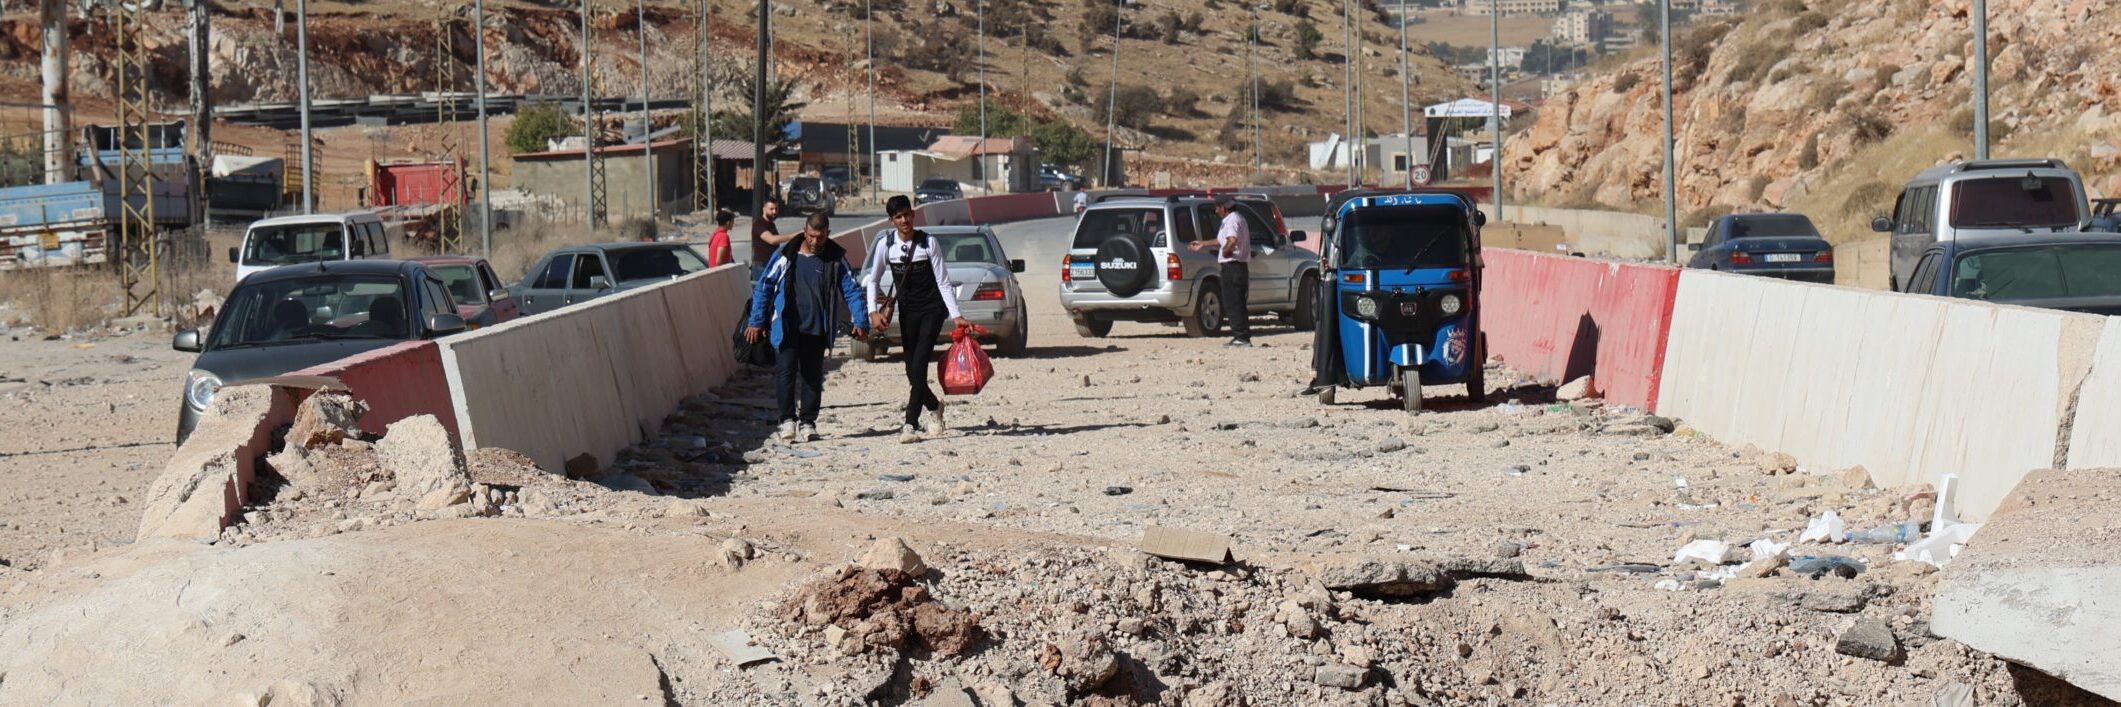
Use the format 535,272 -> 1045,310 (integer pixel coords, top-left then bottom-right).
1306,191 -> 1486,412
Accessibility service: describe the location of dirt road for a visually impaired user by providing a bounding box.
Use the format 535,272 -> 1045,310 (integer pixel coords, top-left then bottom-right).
0,216 -> 2049,704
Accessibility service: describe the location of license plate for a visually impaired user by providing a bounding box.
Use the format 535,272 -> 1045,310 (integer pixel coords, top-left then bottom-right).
1070,265 -> 1095,280
1764,253 -> 1801,263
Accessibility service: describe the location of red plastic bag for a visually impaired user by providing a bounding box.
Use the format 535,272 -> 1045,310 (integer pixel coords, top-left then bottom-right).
938,324 -> 994,396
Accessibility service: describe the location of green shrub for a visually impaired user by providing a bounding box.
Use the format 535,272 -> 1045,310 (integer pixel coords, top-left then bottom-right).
505,102 -> 575,154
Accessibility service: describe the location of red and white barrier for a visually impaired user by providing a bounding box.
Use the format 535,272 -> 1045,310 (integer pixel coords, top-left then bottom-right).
1477,249 -> 1679,411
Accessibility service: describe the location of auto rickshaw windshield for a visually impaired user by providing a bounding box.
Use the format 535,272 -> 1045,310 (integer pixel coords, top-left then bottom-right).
1338,204 -> 1470,270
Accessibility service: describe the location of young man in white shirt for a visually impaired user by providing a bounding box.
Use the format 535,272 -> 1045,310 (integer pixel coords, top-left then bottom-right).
1187,194 -> 1252,346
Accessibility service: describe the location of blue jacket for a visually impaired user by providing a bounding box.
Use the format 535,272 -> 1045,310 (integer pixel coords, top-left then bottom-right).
747,237 -> 867,349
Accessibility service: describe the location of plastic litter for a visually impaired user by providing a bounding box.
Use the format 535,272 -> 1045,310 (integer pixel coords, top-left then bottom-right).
1496,402 -> 1527,415
1797,511 -> 1847,543
1846,522 -> 1924,544
1587,563 -> 1663,573
1672,539 -> 1735,565
1788,554 -> 1865,578
1896,522 -> 1982,569
1748,538 -> 1790,561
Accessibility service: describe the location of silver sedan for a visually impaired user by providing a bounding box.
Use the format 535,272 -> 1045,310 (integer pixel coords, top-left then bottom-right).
851,226 -> 1030,361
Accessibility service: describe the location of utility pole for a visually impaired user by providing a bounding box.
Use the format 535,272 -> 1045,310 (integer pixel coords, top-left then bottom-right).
475,0 -> 492,256
977,0 -> 987,192
1101,0 -> 1120,188
1353,6 -> 1364,184
40,0 -> 70,185
1247,3 -> 1258,173
1340,0 -> 1354,186
1660,0 -> 1676,262
866,0 -> 877,203
695,0 -> 713,216
297,0 -> 313,213
189,0 -> 211,173
1397,0 -> 1409,187
753,0 -> 769,217
1972,0 -> 1989,159
1487,0 -> 1500,220
582,0 -> 605,235
638,0 -> 655,223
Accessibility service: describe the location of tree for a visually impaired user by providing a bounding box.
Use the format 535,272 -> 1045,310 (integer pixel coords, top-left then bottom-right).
505,102 -> 575,154
1100,84 -> 1162,131
1030,120 -> 1097,168
1293,19 -> 1323,60
1166,88 -> 1201,117
711,68 -> 805,154
954,100 -> 1032,137
904,21 -> 977,83
1081,1 -> 1117,50
1159,11 -> 1183,44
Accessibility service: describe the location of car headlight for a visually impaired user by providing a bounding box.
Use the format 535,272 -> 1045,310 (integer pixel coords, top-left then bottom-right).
1440,293 -> 1464,316
1354,295 -> 1382,320
185,369 -> 222,412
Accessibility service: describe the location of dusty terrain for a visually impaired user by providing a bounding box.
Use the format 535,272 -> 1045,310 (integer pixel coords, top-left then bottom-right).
0,216 -> 2083,704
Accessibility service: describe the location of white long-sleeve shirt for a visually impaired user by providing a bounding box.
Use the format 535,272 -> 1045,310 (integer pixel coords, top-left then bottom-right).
862,231 -> 963,319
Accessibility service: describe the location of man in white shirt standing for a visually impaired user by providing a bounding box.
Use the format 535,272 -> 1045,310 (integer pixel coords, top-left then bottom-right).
1188,194 -> 1252,347
1072,189 -> 1089,214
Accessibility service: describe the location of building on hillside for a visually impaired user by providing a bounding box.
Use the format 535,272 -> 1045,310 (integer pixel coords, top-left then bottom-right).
1552,9 -> 1611,44
1463,0 -> 1562,16
512,137 -> 764,219
1487,46 -> 1528,69
878,136 -> 1040,194
1307,133 -> 1431,181
784,121 -> 951,183
1696,0 -> 1742,15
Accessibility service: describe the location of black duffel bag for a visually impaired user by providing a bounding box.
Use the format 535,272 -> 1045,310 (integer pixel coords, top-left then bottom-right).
732,300 -> 776,367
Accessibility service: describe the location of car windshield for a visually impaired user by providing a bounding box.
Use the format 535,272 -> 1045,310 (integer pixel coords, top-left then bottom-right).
612,246 -> 708,281
1952,177 -> 2081,229
1338,205 -> 1470,270
1950,244 -> 2121,301
934,234 -> 1000,264
920,179 -> 957,191
207,275 -> 410,349
242,222 -> 347,267
432,265 -> 484,305
1072,207 -> 1164,249
1726,215 -> 1820,238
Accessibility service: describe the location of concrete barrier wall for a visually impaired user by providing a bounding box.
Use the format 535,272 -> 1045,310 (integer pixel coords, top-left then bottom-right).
1832,237 -> 1891,291
136,386 -> 297,540
1478,248 -> 1680,411
1656,269 -> 2105,520
1499,205 -> 1667,261
439,264 -> 753,474
964,193 -> 1062,223
288,341 -> 457,440
2065,317 -> 2121,469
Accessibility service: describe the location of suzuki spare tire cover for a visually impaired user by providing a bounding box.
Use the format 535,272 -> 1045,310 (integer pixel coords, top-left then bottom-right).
1094,235 -> 1154,298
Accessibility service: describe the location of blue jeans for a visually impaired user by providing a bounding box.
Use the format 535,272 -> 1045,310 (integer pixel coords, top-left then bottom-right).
775,332 -> 828,425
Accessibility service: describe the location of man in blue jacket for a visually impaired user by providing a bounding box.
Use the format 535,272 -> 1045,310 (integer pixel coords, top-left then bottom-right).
745,213 -> 868,443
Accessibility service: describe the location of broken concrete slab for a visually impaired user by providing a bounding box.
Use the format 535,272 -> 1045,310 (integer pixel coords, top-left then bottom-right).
1317,557 -> 1451,596
1140,526 -> 1233,564
708,630 -> 778,667
376,415 -> 469,498
137,386 -> 292,542
1932,469 -> 2121,701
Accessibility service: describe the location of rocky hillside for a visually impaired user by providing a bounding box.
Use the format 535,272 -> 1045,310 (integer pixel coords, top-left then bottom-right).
0,0 -> 1472,175
1510,0 -> 2121,241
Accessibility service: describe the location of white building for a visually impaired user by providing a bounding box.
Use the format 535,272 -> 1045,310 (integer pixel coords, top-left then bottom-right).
879,136 -> 1039,194
1307,133 -> 1431,177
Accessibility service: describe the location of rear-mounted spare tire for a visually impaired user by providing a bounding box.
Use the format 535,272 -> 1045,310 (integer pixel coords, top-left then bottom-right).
1094,235 -> 1153,298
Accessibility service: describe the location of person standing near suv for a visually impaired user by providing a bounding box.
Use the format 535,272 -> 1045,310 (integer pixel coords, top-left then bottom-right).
864,195 -> 972,444
750,197 -> 791,266
1188,194 -> 1252,346
746,213 -> 868,443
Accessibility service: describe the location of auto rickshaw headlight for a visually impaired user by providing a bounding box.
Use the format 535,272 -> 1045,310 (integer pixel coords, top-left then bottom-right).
1439,293 -> 1464,316
1354,295 -> 1382,320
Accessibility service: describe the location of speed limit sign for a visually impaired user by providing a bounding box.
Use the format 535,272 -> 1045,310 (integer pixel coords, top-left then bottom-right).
1408,164 -> 1434,187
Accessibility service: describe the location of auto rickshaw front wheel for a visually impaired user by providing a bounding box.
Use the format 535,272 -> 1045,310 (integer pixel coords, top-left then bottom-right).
1394,366 -> 1423,413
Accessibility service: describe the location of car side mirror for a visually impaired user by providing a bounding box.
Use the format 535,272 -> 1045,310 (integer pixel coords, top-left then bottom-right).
1687,243 -> 1703,252
488,288 -> 512,302
589,276 -> 612,291
1008,259 -> 1026,273
425,312 -> 468,336
1290,230 -> 1308,242
227,247 -> 239,264
172,329 -> 202,352
1870,217 -> 1893,233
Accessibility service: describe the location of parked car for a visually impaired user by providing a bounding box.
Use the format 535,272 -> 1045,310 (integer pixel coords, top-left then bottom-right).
1059,194 -> 1319,338
171,260 -> 467,443
1902,232 -> 2121,315
1871,158 -> 2089,292
850,225 -> 1029,361
784,175 -> 837,216
509,243 -> 710,316
411,255 -> 520,328
2089,198 -> 2121,232
820,166 -> 854,195
1038,164 -> 1085,192
915,178 -> 965,205
1685,213 -> 1835,283
230,211 -> 395,283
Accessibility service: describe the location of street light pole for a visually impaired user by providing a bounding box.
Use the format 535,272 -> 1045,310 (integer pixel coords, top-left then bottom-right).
639,0 -> 655,223
1972,0 -> 1989,159
753,0 -> 768,217
475,0 -> 492,256
1101,0 -> 1120,188
1660,0 -> 1676,262
297,0 -> 313,213
1488,0 -> 1500,220
1247,4 -> 1257,174
866,0 -> 877,203
978,0 -> 987,192
1340,0 -> 1354,186
1397,0 -> 1409,187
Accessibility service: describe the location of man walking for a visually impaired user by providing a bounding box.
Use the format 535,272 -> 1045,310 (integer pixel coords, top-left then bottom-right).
1188,194 -> 1252,346
746,213 -> 868,442
750,196 -> 791,266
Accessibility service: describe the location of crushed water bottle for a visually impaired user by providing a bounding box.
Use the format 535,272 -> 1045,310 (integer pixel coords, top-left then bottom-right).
1845,521 -> 1925,544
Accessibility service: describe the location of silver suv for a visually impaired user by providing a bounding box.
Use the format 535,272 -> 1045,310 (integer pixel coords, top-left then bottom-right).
1871,158 -> 2089,291
1058,195 -> 1320,338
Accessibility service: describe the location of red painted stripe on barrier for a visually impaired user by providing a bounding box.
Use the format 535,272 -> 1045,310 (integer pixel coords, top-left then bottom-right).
963,193 -> 1061,224
289,340 -> 460,440
1477,248 -> 1679,411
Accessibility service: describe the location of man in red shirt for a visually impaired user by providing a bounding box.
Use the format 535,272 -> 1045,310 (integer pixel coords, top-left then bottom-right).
706,208 -> 736,267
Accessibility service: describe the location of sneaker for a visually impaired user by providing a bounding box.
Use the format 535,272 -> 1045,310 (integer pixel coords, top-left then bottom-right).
898,424 -> 923,444
1228,338 -> 1253,348
777,420 -> 798,443
931,399 -> 948,434
798,424 -> 820,442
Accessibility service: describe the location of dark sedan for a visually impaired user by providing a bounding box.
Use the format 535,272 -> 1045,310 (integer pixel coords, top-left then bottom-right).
172,260 -> 468,443
1903,232 -> 2121,315
411,255 -> 520,328
1685,213 -> 1836,283
915,178 -> 965,205
509,242 -> 709,316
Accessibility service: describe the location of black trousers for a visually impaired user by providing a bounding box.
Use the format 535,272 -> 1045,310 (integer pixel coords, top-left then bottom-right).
774,332 -> 828,425
1223,261 -> 1251,341
900,304 -> 947,427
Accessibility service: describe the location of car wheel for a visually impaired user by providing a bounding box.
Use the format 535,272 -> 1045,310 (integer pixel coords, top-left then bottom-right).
1184,282 -> 1223,338
1291,273 -> 1319,331
1073,314 -> 1112,338
999,308 -> 1029,357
